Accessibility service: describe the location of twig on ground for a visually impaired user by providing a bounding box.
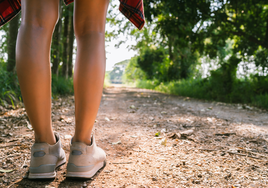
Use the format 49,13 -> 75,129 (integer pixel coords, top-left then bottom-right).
199,148 -> 218,152
0,144 -> 21,148
7,178 -> 23,188
21,157 -> 27,169
215,133 -> 236,136
237,149 -> 268,159
112,162 -> 132,164
227,151 -> 262,159
199,148 -> 264,160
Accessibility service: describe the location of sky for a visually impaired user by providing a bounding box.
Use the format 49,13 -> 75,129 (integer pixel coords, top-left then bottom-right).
105,34 -> 137,71
105,1 -> 138,71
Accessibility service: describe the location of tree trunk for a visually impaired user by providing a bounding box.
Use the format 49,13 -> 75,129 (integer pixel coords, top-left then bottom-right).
51,0 -> 63,76
61,9 -> 70,79
7,14 -> 20,72
180,56 -> 188,79
167,35 -> 174,62
68,11 -> 74,78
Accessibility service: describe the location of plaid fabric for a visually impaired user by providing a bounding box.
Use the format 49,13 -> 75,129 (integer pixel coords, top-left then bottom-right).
118,0 -> 145,30
0,0 -> 21,27
0,0 -> 145,30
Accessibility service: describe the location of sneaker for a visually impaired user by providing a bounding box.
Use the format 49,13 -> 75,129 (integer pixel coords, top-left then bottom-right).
66,134 -> 106,178
28,132 -> 66,179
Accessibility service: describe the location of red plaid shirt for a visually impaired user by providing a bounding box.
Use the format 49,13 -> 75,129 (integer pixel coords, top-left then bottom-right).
0,0 -> 145,30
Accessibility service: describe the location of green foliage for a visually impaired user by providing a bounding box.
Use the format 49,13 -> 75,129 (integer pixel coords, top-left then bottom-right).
51,74 -> 74,97
255,48 -> 268,74
0,59 -> 21,107
252,94 -> 268,109
103,72 -> 110,88
108,60 -> 129,84
132,76 -> 268,109
123,56 -> 147,83
137,47 -> 170,81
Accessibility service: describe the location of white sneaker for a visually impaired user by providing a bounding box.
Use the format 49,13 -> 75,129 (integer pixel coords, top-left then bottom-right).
66,135 -> 106,178
28,132 -> 66,179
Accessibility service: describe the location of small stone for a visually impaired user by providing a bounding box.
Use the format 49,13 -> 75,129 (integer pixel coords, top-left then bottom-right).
3,179 -> 8,183
152,177 -> 157,181
233,184 -> 241,187
64,135 -> 72,139
192,179 -> 200,184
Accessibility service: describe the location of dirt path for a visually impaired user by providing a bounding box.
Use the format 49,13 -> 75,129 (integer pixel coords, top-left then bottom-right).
0,85 -> 268,188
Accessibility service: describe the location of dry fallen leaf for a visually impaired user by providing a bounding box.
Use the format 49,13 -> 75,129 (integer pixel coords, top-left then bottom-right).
130,105 -> 135,109
155,132 -> 161,137
180,129 -> 194,136
0,169 -> 14,173
159,138 -> 167,146
112,141 -> 121,145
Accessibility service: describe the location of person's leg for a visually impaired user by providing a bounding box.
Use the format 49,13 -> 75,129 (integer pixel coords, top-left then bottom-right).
72,0 -> 110,145
16,0 -> 59,145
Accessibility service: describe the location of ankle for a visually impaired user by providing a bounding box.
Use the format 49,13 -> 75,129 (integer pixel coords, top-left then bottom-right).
72,135 -> 92,145
35,133 -> 56,145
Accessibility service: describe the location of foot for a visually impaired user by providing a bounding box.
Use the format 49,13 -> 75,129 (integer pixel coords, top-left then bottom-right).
66,134 -> 106,178
28,132 -> 66,179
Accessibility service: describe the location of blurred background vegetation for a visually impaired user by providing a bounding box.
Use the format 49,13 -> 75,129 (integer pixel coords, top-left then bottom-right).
1,0 -> 268,109
108,0 -> 268,109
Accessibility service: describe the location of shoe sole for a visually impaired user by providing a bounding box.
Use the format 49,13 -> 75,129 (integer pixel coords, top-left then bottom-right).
66,161 -> 106,178
28,158 -> 66,179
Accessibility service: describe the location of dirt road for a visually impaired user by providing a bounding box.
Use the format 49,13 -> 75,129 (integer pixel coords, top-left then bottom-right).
0,85 -> 268,187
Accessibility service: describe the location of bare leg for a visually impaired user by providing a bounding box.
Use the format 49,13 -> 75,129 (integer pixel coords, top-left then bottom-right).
72,0 -> 110,145
16,0 -> 59,145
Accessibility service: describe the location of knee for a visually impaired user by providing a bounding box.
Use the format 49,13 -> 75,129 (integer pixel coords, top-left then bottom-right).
74,21 -> 105,39
21,8 -> 59,33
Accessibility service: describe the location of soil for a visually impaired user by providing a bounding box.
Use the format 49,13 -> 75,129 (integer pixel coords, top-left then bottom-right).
0,85 -> 268,188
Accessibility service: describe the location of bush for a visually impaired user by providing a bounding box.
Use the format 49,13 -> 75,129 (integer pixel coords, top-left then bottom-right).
129,76 -> 268,110
51,74 -> 74,96
0,60 -> 21,107
252,94 -> 268,109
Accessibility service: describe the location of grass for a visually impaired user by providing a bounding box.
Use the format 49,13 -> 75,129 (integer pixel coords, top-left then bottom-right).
51,75 -> 74,97
129,78 -> 268,110
0,68 -> 110,106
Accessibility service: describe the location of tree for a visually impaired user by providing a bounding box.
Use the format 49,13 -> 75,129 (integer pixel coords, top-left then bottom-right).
68,9 -> 74,78
7,14 -> 20,72
140,0 -> 212,80
61,6 -> 70,78
51,0 -> 63,76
